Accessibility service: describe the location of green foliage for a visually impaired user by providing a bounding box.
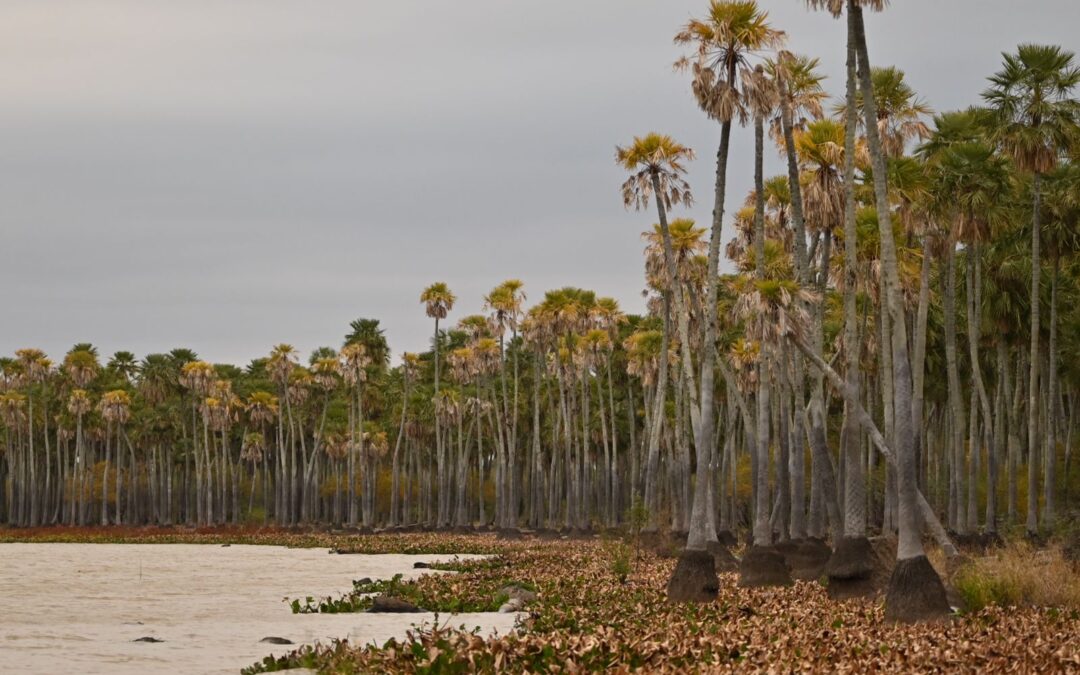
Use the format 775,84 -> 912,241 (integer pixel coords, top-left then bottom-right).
609,542 -> 632,583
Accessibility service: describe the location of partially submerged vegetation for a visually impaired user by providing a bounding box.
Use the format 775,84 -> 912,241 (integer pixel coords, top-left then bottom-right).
3,527 -> 1077,672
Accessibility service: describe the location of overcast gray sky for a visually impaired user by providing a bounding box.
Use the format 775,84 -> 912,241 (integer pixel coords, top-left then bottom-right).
2,0 -> 1077,366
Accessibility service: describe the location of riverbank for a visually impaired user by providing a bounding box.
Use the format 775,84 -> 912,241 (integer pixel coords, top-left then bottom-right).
3,527 -> 1078,672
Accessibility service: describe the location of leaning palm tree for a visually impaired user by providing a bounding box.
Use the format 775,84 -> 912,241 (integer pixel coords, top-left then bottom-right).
983,44 -> 1080,534
420,282 -> 456,526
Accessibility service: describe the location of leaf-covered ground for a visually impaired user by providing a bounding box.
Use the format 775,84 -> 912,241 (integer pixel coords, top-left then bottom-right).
4,527 -> 1078,673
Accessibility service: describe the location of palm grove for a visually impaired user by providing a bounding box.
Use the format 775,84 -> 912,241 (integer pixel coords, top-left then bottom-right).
2,1 -> 1079,622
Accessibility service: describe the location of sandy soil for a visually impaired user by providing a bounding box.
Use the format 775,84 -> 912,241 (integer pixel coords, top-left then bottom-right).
0,543 -> 520,674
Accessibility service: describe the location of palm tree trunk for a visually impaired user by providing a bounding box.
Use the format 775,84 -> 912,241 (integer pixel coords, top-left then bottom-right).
840,15 -> 865,538
101,422 -> 111,526
1026,172 -> 1042,535
643,295 -> 671,527
752,113 -> 771,547
852,1 -> 929,565
791,333 -> 957,556
944,243 -> 967,532
912,236 -> 933,493
1043,253 -> 1059,527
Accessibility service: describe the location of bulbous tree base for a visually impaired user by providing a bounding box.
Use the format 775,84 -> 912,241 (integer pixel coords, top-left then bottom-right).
777,538 -> 832,581
715,529 -> 738,547
883,555 -> 951,623
707,540 -> 740,573
640,531 -> 683,559
737,545 -> 793,588
825,536 -> 880,599
666,549 -> 719,602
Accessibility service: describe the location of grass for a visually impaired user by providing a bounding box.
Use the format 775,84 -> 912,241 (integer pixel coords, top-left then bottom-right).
953,541 -> 1080,612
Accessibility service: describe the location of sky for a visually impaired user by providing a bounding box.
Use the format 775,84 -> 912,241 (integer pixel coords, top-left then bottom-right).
2,0 -> 1078,367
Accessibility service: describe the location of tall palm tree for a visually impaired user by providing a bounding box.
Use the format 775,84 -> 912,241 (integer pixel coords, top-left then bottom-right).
674,1 -> 784,566
180,360 -> 216,525
66,389 -> 92,523
0,391 -> 28,523
1040,162 -> 1080,525
804,0 -> 950,621
983,44 -> 1080,534
825,7 -> 873,594
15,348 -> 48,525
616,133 -> 701,547
339,342 -> 370,526
420,282 -> 456,526
767,51 -> 825,542
850,0 -> 952,621
794,116 -> 852,539
98,390 -> 131,525
934,141 -> 1011,532
485,279 -> 527,528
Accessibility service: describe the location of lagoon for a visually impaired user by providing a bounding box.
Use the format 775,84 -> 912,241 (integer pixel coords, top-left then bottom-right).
0,543 -> 518,674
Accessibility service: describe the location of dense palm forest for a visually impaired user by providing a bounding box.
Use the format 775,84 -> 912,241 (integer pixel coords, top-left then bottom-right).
2,0 -> 1079,621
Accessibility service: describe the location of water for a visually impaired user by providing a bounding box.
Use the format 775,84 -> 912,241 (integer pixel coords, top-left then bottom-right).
0,543 -> 518,674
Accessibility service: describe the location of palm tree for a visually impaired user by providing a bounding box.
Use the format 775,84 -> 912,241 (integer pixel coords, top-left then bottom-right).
107,351 -> 139,383
245,391 -> 279,523
98,390 -> 131,525
339,342 -> 370,526
484,279 -> 527,528
983,44 -> 1080,534
1040,162 -> 1080,526
836,66 -> 932,157
180,360 -> 216,525
767,51 -> 825,543
616,132 -> 699,534
737,60 -> 795,587
15,349 -> 48,526
793,117 -> 851,538
934,141 -> 1011,532
62,348 -> 99,524
825,6 -> 872,593
421,282 -> 456,526
66,389 -> 92,523
0,391 -> 27,522
804,0 -> 950,621
674,0 -> 784,557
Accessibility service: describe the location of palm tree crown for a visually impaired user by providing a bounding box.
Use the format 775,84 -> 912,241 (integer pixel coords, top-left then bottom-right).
616,133 -> 695,212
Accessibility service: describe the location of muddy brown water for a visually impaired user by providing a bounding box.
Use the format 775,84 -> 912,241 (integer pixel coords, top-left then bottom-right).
0,543 -> 519,674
